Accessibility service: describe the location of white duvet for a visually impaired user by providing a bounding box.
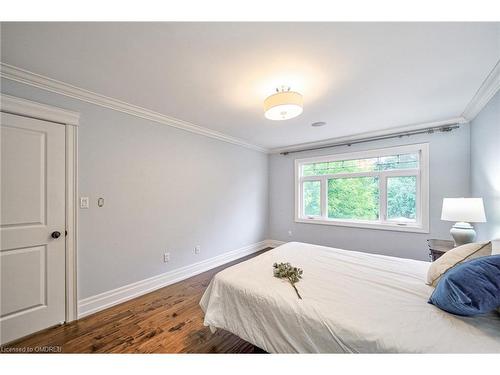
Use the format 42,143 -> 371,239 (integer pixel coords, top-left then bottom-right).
200,242 -> 500,353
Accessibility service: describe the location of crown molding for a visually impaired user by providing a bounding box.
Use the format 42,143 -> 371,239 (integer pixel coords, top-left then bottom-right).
462,59 -> 500,121
0,93 -> 80,126
0,63 -> 268,153
3,60 -> 492,155
270,117 -> 467,155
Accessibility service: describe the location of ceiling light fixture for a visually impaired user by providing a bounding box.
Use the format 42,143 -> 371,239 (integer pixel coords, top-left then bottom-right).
264,86 -> 303,121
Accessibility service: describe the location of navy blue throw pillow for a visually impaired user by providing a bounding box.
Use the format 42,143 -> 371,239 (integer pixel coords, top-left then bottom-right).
429,255 -> 500,316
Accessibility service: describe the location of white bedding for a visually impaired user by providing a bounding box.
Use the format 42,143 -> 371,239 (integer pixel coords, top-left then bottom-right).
200,242 -> 500,353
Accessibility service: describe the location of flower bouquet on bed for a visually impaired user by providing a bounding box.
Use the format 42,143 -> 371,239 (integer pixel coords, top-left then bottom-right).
273,262 -> 303,299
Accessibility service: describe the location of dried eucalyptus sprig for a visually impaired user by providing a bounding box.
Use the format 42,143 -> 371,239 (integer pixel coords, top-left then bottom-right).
273,262 -> 303,299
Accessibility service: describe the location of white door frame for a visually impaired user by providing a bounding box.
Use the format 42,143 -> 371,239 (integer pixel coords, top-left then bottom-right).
1,94 -> 80,322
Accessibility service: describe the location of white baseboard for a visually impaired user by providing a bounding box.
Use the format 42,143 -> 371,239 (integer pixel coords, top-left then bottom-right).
77,239 -> 283,318
265,239 -> 286,248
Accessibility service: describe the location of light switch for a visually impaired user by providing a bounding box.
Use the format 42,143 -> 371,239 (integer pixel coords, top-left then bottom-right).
80,197 -> 89,209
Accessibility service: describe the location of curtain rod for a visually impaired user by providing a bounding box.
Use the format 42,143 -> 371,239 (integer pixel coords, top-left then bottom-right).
280,124 -> 460,155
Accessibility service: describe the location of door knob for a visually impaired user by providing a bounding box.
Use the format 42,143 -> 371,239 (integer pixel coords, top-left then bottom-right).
51,231 -> 61,239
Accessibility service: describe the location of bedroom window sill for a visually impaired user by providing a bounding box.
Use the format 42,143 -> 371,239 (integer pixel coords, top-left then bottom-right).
295,217 -> 429,233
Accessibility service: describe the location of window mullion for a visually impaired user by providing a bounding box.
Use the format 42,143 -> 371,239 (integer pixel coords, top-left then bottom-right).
379,172 -> 388,223
298,178 -> 304,218
383,169 -> 419,177
416,172 -> 421,225
320,177 -> 328,219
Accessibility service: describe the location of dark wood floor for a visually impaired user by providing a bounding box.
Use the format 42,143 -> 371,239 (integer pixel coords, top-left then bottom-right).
3,249 -> 272,353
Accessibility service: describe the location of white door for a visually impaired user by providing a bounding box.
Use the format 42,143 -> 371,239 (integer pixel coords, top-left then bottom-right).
0,112 -> 66,344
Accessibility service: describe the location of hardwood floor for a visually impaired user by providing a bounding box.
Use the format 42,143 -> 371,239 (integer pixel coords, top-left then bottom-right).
2,249 -> 272,353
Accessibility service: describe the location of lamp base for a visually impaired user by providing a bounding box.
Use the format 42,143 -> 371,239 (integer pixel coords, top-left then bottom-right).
450,222 -> 476,247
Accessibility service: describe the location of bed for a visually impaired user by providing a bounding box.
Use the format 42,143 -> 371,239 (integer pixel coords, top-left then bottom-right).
200,242 -> 500,353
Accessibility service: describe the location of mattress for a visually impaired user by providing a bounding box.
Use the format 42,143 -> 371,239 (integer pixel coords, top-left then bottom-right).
200,242 -> 500,353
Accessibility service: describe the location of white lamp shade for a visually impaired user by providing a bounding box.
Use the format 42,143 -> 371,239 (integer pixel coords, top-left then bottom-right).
441,198 -> 487,223
264,91 -> 303,120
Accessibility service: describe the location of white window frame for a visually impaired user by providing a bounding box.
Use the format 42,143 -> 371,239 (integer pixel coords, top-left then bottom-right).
294,143 -> 429,233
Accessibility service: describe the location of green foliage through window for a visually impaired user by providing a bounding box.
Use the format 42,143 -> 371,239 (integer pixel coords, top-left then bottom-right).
302,153 -> 418,176
328,177 -> 379,220
299,148 -> 423,226
387,176 -> 417,221
303,180 -> 321,216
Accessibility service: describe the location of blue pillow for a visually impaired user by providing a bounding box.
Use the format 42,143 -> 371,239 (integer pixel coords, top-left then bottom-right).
429,255 -> 500,316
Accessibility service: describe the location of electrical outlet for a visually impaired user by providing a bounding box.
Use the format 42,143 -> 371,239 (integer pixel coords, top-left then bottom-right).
194,245 -> 201,254
288,230 -> 293,237
163,252 -> 170,263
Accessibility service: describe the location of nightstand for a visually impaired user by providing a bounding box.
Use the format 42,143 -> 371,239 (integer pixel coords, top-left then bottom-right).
427,239 -> 455,261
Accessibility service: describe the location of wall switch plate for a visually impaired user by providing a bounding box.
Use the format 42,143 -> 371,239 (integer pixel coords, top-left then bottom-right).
164,252 -> 170,263
194,245 -> 201,254
80,197 -> 89,209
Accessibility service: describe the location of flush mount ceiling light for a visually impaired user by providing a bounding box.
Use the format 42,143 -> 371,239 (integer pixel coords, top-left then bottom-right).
264,86 -> 303,121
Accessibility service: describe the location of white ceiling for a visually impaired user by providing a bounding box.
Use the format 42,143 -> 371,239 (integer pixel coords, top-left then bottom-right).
1,22 -> 499,149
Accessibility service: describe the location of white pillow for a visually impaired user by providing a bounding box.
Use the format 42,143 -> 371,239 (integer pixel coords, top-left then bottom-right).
426,241 -> 492,287
491,239 -> 500,255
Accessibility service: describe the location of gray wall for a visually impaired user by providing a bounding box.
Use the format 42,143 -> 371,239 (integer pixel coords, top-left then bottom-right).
2,76 -> 489,298
1,79 -> 269,299
471,90 -> 500,241
269,125 -> 471,261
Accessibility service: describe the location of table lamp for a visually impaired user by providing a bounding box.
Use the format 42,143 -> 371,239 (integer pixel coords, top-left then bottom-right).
441,198 -> 487,246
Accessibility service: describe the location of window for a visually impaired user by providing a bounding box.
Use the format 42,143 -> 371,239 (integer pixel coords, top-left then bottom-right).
295,144 -> 429,232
